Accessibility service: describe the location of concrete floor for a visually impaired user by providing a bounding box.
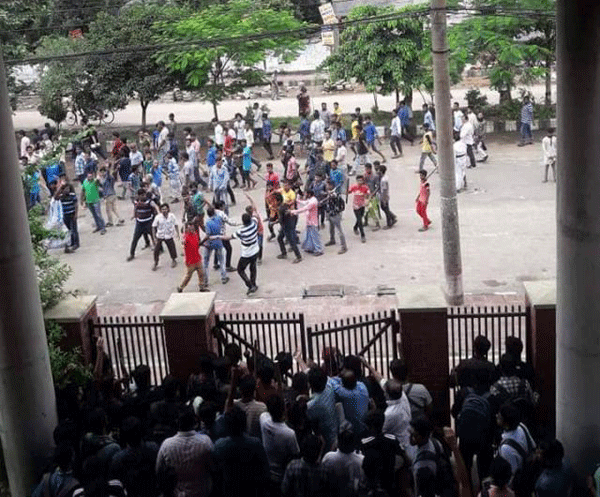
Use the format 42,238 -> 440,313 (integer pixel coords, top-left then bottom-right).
41,135 -> 555,314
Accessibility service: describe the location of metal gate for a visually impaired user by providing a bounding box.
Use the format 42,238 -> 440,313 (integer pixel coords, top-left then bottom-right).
90,315 -> 169,386
306,310 -> 400,377
447,305 -> 529,372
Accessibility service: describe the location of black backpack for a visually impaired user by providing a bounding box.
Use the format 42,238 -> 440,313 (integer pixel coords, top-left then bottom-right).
456,389 -> 492,444
414,438 -> 458,497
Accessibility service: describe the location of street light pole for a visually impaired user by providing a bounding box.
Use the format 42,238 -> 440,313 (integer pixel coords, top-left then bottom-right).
431,0 -> 464,305
0,54 -> 57,495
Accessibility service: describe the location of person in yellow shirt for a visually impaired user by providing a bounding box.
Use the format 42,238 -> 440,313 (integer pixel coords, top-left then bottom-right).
418,123 -> 437,173
322,130 -> 336,165
333,102 -> 343,126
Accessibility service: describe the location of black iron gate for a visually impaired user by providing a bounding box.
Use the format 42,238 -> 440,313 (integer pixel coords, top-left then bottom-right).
89,315 -> 169,386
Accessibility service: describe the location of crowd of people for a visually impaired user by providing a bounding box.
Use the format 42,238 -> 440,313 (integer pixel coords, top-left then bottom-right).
17,95 -> 553,296
28,332 -> 578,497
18,101 -> 441,295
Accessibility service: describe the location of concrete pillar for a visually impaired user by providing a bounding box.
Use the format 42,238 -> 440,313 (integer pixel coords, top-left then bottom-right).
523,281 -> 556,434
397,285 -> 449,425
44,295 -> 98,365
160,292 -> 217,383
556,0 -> 600,477
0,56 -> 58,495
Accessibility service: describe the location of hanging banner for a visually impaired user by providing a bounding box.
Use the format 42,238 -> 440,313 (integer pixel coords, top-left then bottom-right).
319,3 -> 338,25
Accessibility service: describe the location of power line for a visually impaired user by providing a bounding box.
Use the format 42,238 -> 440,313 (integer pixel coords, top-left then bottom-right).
5,8 -> 435,65
0,3 -> 555,36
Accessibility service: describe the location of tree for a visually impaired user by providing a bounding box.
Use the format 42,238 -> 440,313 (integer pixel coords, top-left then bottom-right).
320,5 -> 427,108
84,5 -> 182,128
450,0 -> 555,105
156,0 -> 306,119
36,4 -> 183,127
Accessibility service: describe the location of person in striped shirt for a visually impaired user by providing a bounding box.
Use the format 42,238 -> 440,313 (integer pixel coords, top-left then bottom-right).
213,195 -> 260,295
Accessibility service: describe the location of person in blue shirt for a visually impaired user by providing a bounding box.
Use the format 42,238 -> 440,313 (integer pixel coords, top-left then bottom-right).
206,138 -> 217,168
238,139 -> 257,190
330,369 -> 370,438
151,159 -> 163,188
328,160 -> 344,195
363,116 -> 386,162
299,115 -> 311,153
397,100 -> 415,145
262,113 -> 274,159
203,207 -> 229,285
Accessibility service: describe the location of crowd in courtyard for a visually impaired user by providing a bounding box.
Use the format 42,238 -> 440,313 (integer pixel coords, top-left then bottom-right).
28,332 -> 582,497
18,93 -> 549,297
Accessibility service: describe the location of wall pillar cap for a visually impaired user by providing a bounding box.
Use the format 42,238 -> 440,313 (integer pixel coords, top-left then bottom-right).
160,292 -> 216,320
44,295 -> 98,322
523,280 -> 556,309
396,284 -> 447,312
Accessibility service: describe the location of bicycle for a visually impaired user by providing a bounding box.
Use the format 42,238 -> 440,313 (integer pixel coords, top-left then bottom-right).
65,107 -> 115,126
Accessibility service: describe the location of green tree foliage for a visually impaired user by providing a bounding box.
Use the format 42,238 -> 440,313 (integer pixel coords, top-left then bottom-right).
156,0 -> 307,119
84,5 -> 183,128
450,0 -> 555,104
36,4 -> 183,127
27,205 -> 72,311
320,5 -> 430,106
46,321 -> 91,390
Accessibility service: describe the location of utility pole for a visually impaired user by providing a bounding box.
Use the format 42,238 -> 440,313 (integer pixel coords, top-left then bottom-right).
0,54 -> 57,495
431,0 -> 464,305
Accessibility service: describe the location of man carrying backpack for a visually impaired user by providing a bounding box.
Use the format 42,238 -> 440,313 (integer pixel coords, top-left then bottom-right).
497,402 -> 536,486
410,416 -> 458,497
452,386 -> 493,482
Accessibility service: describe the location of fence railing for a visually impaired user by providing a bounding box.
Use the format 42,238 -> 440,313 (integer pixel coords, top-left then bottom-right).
447,305 -> 529,372
306,311 -> 400,378
90,315 -> 169,386
215,312 -> 307,373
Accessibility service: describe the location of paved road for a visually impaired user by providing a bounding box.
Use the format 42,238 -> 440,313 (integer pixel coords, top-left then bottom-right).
40,135 -> 555,311
12,82 -> 556,129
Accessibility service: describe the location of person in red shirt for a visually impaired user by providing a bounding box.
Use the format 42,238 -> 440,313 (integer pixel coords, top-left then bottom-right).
416,169 -> 432,231
111,131 -> 124,160
177,222 -> 208,292
348,175 -> 370,243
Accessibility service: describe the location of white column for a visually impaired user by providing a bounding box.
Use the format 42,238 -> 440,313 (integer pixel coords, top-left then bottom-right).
556,0 -> 600,477
0,56 -> 57,495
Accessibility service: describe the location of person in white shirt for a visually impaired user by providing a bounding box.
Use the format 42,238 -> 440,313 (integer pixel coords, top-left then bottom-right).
310,110 -> 325,145
212,118 -> 224,146
390,113 -> 403,158
260,395 -> 300,488
244,123 -> 255,148
460,115 -> 476,169
185,137 -> 198,169
233,114 -> 246,141
321,429 -> 365,497
19,130 -> 30,158
542,127 -> 557,183
382,379 -> 412,449
467,107 -> 478,128
157,120 -> 170,164
453,137 -> 468,192
129,143 -> 143,169
152,203 -> 180,271
453,102 -> 464,139
335,139 -> 347,171
227,124 -> 236,140
252,103 -> 263,142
